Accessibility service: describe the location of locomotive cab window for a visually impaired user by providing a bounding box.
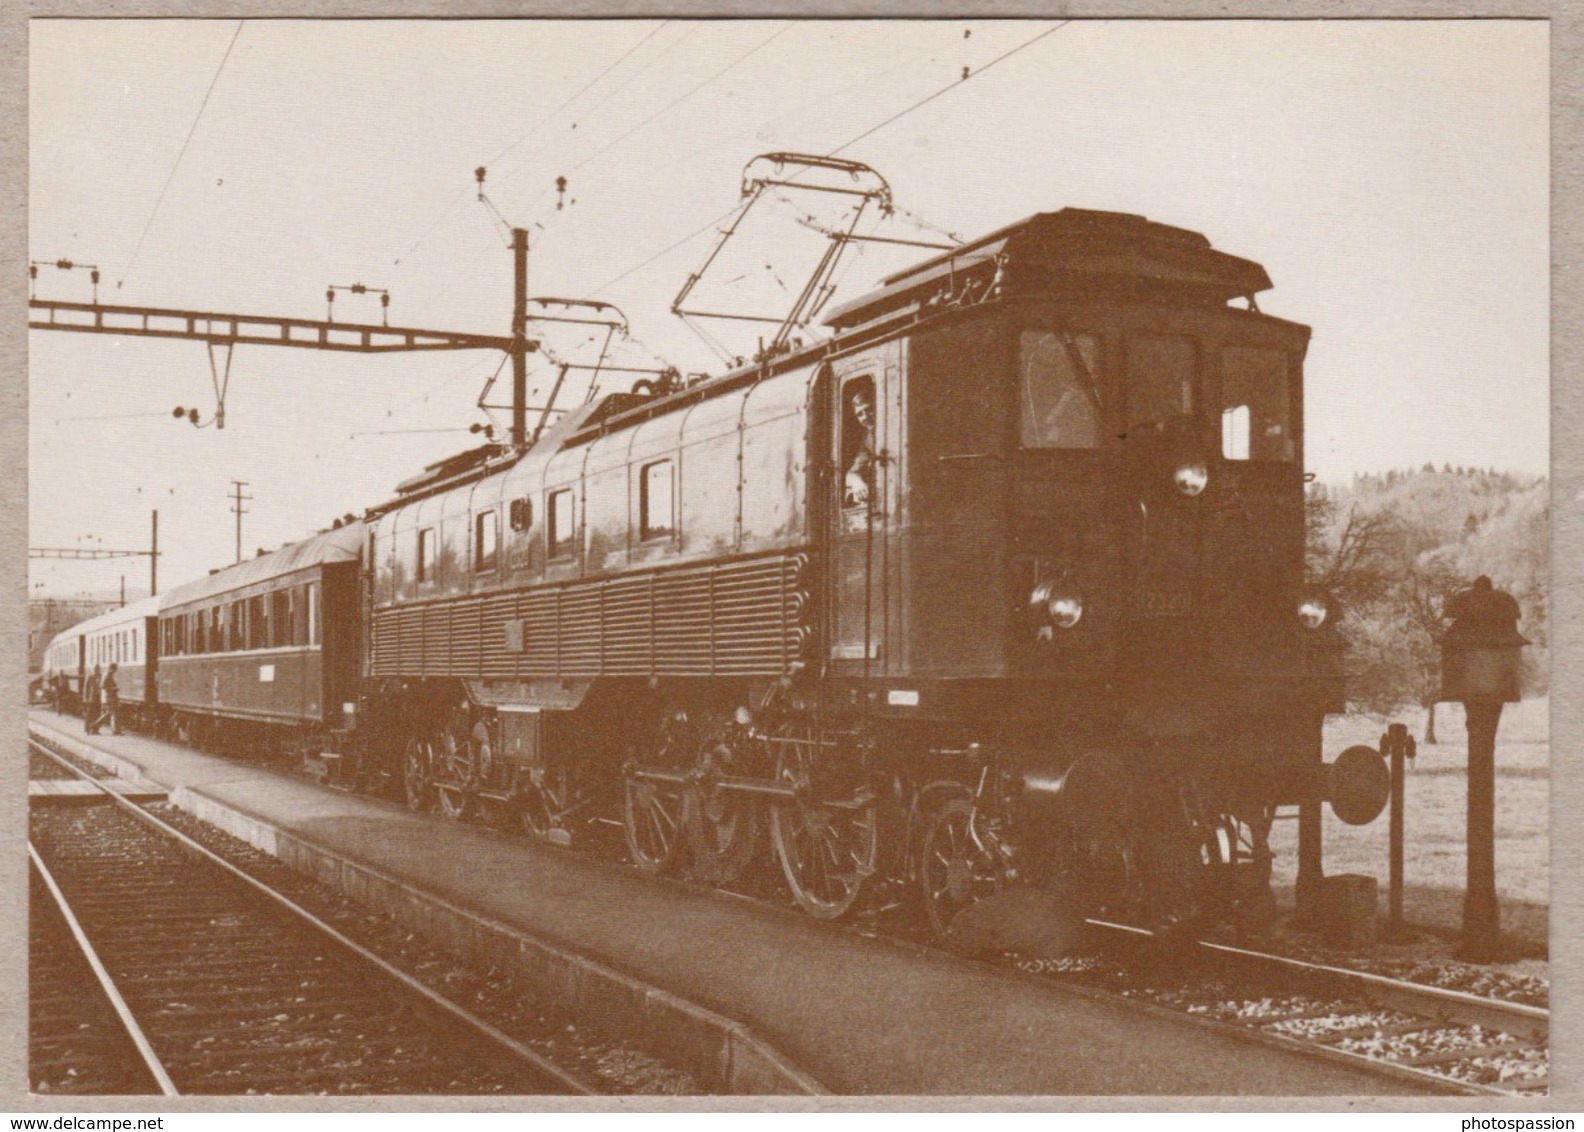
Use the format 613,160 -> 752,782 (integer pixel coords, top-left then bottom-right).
1126,334 -> 1196,436
640,460 -> 675,540
475,509 -> 498,573
548,489 -> 576,558
1220,347 -> 1294,462
840,375 -> 877,509
1020,330 -> 1101,449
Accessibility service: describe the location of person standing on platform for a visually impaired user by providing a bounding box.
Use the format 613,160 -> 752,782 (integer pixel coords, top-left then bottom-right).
83,664 -> 102,734
103,663 -> 121,735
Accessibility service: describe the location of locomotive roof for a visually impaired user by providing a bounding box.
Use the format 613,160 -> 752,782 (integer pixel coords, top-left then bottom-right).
53,595 -> 161,647
365,207 -> 1279,511
824,208 -> 1273,329
159,522 -> 365,610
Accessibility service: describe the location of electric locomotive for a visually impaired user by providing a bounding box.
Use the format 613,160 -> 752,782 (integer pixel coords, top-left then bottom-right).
350,207 -> 1366,937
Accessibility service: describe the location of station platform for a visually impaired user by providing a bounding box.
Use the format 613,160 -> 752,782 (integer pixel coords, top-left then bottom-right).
28,708 -> 1440,1097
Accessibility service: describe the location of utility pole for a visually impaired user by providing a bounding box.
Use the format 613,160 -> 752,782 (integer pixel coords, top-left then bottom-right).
230,480 -> 253,564
511,226 -> 529,449
151,510 -> 158,596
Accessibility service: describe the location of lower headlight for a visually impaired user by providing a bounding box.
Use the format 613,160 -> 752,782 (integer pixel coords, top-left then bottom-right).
1031,582 -> 1084,630
1173,461 -> 1209,497
1298,595 -> 1328,629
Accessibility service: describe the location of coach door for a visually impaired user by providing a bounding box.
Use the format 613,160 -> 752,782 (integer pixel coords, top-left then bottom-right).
824,350 -> 898,672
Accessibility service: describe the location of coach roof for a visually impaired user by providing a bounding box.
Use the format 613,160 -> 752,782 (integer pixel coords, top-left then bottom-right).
159,522 -> 365,611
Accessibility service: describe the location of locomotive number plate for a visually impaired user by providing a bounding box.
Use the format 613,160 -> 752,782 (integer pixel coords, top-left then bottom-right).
1135,589 -> 1192,617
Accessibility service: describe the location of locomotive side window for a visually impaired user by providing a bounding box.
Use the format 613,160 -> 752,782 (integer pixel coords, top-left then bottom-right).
1126,334 -> 1196,436
840,376 -> 877,508
416,527 -> 436,584
1019,330 -> 1101,449
475,510 -> 498,573
639,461 -> 674,540
548,489 -> 576,558
1221,347 -> 1294,462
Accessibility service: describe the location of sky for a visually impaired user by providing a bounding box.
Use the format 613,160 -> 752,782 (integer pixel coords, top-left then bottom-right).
27,18 -> 1549,599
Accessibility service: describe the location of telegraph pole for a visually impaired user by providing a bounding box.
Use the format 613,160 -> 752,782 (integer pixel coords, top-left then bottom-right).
151,510 -> 159,596
230,480 -> 253,564
511,227 -> 529,449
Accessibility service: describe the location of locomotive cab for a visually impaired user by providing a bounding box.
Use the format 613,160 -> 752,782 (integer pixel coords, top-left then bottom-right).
824,210 -> 1342,930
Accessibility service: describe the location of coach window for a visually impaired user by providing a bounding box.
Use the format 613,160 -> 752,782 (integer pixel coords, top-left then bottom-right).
548,489 -> 576,559
417,527 -> 436,584
1126,334 -> 1196,437
249,595 -> 267,648
307,582 -> 320,646
475,510 -> 498,573
1221,347 -> 1294,462
640,460 -> 675,540
509,497 -> 533,532
271,590 -> 291,646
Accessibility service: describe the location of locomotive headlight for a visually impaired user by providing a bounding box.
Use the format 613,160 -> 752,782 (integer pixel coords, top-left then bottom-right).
1173,461 -> 1209,497
1030,582 -> 1084,630
1298,594 -> 1329,630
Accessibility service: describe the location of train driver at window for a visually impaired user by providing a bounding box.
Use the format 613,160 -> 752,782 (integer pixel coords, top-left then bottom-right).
843,383 -> 876,507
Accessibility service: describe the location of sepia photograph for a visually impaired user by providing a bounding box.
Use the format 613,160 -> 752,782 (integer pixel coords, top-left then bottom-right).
18,14 -> 1555,1105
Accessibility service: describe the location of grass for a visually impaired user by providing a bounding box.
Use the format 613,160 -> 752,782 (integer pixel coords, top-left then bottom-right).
1268,697 -> 1549,950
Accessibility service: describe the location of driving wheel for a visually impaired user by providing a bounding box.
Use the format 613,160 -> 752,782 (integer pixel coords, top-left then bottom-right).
920,795 -> 1003,941
403,734 -> 435,813
768,721 -> 877,919
623,712 -> 692,874
684,728 -> 762,884
433,723 -> 478,822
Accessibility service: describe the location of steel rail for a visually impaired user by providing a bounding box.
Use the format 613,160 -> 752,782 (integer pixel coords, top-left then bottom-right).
1200,938 -> 1549,1044
1083,916 -> 1545,1095
27,844 -> 179,1096
28,734 -> 596,1096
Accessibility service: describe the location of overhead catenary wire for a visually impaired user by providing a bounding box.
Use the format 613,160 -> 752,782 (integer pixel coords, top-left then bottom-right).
825,21 -> 1069,159
394,22 -> 677,270
582,23 -> 1060,307
121,21 -> 245,288
486,21 -> 674,170
565,23 -> 796,178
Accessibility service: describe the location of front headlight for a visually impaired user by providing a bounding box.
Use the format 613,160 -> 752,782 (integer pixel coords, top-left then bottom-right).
1031,582 -> 1084,631
1173,461 -> 1209,497
1298,594 -> 1328,630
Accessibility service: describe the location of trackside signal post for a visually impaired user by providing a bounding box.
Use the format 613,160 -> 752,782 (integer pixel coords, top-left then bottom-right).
1439,575 -> 1527,961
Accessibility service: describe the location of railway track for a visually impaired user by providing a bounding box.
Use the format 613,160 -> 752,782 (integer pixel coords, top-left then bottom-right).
32,719 -> 1543,1097
28,737 -> 597,1096
1016,919 -> 1548,1096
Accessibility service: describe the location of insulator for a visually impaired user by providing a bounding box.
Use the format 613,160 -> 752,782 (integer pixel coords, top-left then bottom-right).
90,269 -> 99,284
475,166 -> 487,185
